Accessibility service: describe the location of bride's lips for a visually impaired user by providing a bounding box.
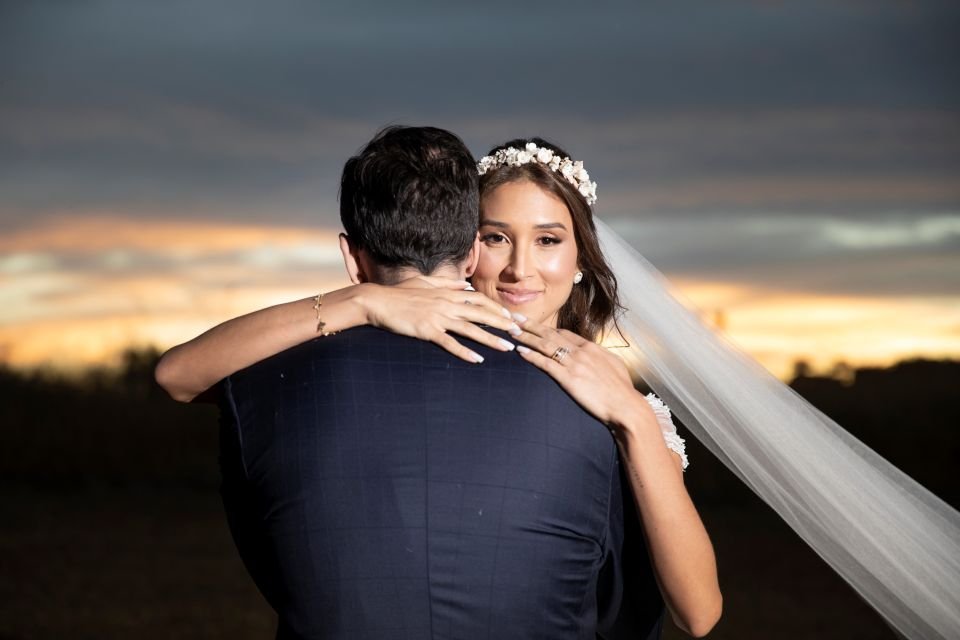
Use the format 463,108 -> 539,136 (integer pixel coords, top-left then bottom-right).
497,288 -> 542,305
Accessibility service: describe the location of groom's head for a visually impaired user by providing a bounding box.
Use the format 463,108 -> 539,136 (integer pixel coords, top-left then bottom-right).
338,125 -> 480,285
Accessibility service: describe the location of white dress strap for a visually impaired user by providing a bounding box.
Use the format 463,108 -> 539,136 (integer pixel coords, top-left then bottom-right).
644,392 -> 689,470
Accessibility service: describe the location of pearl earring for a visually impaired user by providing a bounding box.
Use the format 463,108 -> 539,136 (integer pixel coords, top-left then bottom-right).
573,271 -> 583,284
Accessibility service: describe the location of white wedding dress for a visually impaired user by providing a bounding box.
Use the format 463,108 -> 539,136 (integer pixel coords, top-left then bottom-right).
597,219 -> 960,640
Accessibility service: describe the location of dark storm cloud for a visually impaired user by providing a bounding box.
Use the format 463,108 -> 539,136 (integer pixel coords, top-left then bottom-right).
4,0 -> 959,116
2,0 -> 958,209
1,0 -> 958,299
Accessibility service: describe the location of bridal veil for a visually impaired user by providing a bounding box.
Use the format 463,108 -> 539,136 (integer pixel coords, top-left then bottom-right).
596,219 -> 960,640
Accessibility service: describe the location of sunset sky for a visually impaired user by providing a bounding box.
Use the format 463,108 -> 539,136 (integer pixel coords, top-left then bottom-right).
2,1 -> 958,379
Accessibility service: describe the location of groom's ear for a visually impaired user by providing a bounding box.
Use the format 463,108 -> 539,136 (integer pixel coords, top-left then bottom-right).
463,232 -> 482,278
339,233 -> 367,284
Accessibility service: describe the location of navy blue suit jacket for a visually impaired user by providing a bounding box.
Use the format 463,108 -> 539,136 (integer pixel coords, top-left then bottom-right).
219,326 -> 664,639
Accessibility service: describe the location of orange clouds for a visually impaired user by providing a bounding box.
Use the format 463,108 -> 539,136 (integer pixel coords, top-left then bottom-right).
2,216 -> 959,379
0,216 -> 350,369
0,215 -> 343,254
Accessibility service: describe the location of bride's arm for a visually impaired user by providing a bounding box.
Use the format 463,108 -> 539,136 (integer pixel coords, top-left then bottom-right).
607,395 -> 721,637
156,287 -> 359,403
513,317 -> 722,637
155,279 -> 520,403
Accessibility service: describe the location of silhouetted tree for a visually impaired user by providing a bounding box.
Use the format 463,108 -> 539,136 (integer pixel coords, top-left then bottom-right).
792,359 -> 812,380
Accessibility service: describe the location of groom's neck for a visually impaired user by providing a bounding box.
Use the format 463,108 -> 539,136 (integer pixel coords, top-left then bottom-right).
372,263 -> 465,285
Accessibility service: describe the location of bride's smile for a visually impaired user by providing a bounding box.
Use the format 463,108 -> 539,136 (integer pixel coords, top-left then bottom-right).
495,286 -> 543,306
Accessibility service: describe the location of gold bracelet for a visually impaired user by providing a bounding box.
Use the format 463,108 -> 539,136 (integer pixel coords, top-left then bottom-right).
312,292 -> 337,336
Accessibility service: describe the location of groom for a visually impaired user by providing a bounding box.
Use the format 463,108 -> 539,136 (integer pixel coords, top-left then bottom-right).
219,126 -> 664,639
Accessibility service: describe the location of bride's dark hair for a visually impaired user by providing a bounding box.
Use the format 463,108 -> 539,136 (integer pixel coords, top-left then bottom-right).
479,137 -> 622,341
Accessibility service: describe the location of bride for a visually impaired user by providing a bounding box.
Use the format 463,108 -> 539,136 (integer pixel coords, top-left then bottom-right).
157,137 -> 959,640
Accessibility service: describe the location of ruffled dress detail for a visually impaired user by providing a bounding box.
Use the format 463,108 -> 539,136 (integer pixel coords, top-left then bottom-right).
644,393 -> 688,470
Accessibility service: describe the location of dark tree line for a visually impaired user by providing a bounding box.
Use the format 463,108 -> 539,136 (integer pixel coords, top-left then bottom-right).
0,348 -> 218,489
2,349 -> 956,508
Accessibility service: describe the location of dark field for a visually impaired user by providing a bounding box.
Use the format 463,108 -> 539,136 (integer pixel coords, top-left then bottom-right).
1,354 -> 956,639
0,488 -> 899,640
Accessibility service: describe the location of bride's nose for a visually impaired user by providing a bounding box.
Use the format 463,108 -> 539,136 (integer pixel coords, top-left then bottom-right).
505,245 -> 531,280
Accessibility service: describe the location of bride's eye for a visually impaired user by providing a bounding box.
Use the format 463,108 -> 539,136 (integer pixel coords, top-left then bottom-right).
481,232 -> 508,244
537,236 -> 561,246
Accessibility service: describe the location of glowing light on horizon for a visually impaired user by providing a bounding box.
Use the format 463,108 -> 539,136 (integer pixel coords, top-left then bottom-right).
2,216 -> 959,381
0,216 -> 349,370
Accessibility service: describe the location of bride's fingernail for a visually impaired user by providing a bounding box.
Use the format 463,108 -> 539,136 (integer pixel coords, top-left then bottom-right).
516,345 -> 531,354
498,338 -> 515,351
508,323 -> 522,336
471,351 -> 484,363
511,312 -> 527,323
500,307 -> 511,318
463,284 -> 476,291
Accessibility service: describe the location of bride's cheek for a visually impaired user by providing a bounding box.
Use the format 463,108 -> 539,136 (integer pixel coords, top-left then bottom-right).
474,252 -> 505,283
540,251 -> 578,284
468,267 -> 499,299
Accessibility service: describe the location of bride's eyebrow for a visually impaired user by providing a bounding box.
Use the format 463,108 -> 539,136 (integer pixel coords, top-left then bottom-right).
534,222 -> 567,231
479,220 -> 568,231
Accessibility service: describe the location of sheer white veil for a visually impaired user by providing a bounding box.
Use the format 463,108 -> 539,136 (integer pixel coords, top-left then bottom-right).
596,219 -> 960,640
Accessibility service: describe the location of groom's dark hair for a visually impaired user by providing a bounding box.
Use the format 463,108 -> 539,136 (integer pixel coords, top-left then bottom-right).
339,125 -> 478,276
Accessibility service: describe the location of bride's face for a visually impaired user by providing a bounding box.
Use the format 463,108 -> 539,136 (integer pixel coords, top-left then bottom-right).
472,180 -> 579,328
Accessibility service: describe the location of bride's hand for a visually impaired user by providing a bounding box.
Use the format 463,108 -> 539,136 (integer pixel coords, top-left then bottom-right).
512,315 -> 653,428
359,277 -> 522,363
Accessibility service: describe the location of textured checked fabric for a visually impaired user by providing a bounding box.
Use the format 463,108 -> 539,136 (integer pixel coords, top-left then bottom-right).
219,326 -> 664,639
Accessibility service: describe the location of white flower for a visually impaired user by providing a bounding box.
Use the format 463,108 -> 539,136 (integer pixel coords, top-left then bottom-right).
516,150 -> 533,164
578,181 -> 597,204
525,142 -> 538,153
477,156 -> 495,174
536,147 -> 554,164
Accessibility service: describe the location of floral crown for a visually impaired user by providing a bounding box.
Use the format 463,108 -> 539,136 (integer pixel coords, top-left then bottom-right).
477,142 -> 598,205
